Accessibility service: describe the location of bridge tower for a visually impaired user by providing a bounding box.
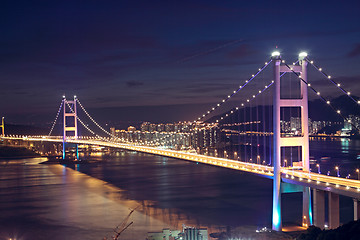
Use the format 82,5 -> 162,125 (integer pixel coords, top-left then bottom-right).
272,52 -> 312,231
1,117 -> 4,136
62,96 -> 79,160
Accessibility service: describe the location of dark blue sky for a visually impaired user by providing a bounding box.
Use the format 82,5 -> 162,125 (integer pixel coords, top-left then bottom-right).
1,0 -> 360,125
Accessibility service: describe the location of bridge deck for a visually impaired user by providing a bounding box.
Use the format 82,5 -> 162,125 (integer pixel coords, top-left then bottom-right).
3,136 -> 360,198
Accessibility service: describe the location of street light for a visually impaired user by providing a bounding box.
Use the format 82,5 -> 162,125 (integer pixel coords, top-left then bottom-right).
284,159 -> 287,167
356,169 -> 359,180
335,166 -> 340,177
316,164 -> 321,174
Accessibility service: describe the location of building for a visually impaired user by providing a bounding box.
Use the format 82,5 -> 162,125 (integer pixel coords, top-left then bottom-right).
182,228 -> 208,240
290,117 -> 301,132
147,229 -> 182,240
127,126 -> 136,132
147,227 -> 208,240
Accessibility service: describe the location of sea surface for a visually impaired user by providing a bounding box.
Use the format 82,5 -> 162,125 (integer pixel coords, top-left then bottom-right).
0,138 -> 359,240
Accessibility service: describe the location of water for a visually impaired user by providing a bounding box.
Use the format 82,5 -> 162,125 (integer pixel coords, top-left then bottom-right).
0,138 -> 358,239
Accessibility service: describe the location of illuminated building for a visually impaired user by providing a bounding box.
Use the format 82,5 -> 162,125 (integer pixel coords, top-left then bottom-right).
127,126 -> 136,132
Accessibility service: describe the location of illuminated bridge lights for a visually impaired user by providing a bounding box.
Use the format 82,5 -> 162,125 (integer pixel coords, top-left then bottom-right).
3,136 -> 360,192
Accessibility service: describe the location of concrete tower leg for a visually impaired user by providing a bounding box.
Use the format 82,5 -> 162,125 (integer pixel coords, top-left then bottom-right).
272,53 -> 282,231
328,192 -> 340,229
354,199 -> 360,221
313,189 -> 325,228
1,117 -> 4,136
302,187 -> 312,227
63,97 -> 66,159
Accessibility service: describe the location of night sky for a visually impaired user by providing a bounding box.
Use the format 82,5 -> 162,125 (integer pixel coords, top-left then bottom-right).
1,0 -> 360,126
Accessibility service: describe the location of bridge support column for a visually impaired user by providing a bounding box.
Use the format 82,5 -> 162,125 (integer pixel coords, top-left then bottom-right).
271,51 -> 311,231
354,199 -> 360,221
302,187 -> 312,227
1,117 -> 4,136
313,189 -> 325,228
272,54 -> 282,231
328,192 -> 340,229
63,96 -> 78,160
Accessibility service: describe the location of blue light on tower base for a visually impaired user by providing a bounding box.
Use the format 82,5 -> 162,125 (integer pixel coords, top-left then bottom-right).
308,188 -> 313,225
272,210 -> 280,229
76,144 -> 79,160
63,142 -> 66,160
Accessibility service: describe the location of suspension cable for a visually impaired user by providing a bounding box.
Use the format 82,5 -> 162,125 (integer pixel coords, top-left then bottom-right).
48,100 -> 63,136
195,59 -> 273,122
283,61 -> 360,132
306,58 -> 359,105
215,69 -> 290,124
76,99 -> 119,139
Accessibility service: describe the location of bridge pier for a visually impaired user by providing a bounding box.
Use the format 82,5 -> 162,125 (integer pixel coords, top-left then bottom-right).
328,192 -> 340,229
354,199 -> 360,221
302,187 -> 312,227
313,189 -> 325,228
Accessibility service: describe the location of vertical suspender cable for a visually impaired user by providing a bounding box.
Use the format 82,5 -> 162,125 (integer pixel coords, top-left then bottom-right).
250,97 -> 253,162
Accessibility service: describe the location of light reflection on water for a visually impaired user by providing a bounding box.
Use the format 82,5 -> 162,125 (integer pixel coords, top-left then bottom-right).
0,158 -> 221,240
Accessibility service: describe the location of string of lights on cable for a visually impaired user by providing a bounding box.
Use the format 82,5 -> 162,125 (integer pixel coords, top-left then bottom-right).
210,57 -> 302,124
48,101 -> 63,136
76,98 -> 119,139
194,59 -> 273,122
211,70 -> 290,124
214,81 -> 274,123
305,58 -> 360,105
282,59 -> 360,132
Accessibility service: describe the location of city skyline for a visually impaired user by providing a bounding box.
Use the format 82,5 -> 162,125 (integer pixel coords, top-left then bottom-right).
1,1 -> 360,125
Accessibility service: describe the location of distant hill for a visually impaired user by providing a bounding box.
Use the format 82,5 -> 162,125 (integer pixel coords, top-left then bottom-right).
3,124 -> 49,136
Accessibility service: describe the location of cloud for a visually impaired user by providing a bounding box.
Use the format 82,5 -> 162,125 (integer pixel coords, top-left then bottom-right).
125,81 -> 144,88
347,44 -> 360,58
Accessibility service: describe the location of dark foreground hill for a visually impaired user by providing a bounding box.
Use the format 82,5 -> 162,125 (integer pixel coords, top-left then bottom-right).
297,220 -> 360,240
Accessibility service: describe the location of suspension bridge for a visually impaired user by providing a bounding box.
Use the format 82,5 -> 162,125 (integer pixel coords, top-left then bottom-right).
1,52 -> 360,231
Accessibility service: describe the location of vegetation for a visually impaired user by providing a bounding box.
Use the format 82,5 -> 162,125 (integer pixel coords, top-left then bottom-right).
0,145 -> 39,158
297,220 -> 360,240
